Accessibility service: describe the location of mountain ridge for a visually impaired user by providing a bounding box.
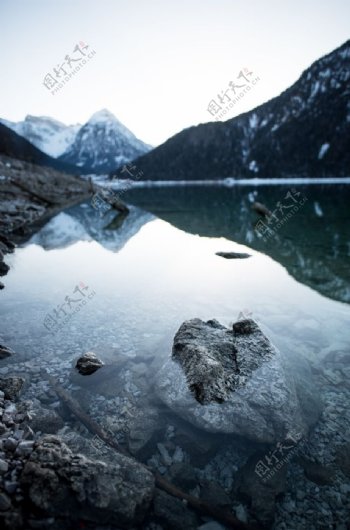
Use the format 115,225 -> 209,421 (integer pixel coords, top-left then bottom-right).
59,109 -> 152,174
121,39 -> 350,180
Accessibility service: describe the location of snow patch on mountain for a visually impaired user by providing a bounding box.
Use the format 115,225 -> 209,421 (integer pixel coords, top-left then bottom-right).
59,109 -> 152,173
0,115 -> 81,157
318,143 -> 330,160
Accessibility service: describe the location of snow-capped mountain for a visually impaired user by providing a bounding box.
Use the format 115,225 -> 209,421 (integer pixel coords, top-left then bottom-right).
0,122 -> 81,174
0,115 -> 80,157
59,109 -> 152,174
130,39 -> 350,180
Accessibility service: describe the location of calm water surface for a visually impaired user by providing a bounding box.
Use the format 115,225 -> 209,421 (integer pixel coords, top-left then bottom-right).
0,183 -> 349,528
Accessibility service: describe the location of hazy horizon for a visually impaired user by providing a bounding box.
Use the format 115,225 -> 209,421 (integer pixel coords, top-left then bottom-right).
1,0 -> 349,146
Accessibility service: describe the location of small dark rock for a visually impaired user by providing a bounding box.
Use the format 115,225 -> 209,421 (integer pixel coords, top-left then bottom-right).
336,443 -> 350,478
301,458 -> 336,485
0,260 -> 10,276
75,352 -> 104,375
0,234 -> 15,252
169,462 -> 198,491
153,489 -> 199,530
200,480 -> 232,508
29,407 -> 64,435
216,252 -> 251,259
252,202 -> 272,218
0,345 -> 14,360
3,437 -> 18,452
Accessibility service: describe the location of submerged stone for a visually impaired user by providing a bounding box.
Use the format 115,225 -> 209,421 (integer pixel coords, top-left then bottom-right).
156,318 -> 321,443
75,351 -> 104,376
215,251 -> 251,259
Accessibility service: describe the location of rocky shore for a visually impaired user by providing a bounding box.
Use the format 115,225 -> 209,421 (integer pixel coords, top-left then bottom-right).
1,161 -> 349,528
0,315 -> 349,529
0,153 -> 94,290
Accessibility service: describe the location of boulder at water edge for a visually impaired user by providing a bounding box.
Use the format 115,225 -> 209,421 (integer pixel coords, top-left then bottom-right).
155,318 -> 321,444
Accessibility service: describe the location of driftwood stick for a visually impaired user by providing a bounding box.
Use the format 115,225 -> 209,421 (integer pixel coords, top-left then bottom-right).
43,371 -> 258,530
43,371 -> 129,456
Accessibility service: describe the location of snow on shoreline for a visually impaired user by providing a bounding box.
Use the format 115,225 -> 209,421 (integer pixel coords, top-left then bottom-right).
100,176 -> 350,189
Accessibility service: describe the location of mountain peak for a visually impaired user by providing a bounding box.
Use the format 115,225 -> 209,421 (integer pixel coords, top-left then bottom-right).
59,109 -> 152,173
88,109 -> 119,124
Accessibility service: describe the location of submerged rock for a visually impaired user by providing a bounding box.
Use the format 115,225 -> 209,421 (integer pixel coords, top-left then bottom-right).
252,201 -> 272,217
0,345 -> 14,360
156,318 -> 321,443
20,435 -> 154,527
75,351 -> 104,375
235,450 -> 288,528
216,251 -> 251,259
0,377 -> 24,400
0,261 -> 9,276
300,458 -> 336,485
172,318 -> 275,405
29,405 -> 64,434
153,489 -> 200,530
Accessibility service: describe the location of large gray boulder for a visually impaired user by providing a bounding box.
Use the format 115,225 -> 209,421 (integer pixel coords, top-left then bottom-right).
155,318 -> 321,444
20,436 -> 154,527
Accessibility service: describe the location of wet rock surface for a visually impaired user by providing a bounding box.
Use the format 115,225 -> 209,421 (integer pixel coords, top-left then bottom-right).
171,318 -> 275,405
21,435 -> 155,528
157,318 -> 321,443
0,345 -> 14,361
0,377 -> 24,400
0,154 -> 92,238
75,351 -> 105,375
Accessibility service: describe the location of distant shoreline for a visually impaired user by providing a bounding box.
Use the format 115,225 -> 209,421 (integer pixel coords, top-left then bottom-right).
105,176 -> 350,189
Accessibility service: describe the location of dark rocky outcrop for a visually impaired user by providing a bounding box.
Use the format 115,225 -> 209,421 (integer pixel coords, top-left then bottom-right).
156,318 -> 321,443
20,435 -> 155,528
172,318 -> 275,405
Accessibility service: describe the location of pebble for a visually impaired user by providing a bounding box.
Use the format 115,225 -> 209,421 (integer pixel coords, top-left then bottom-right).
173,446 -> 184,463
4,481 -> 18,494
235,504 -> 248,523
157,443 -> 172,466
0,458 -> 8,473
16,440 -> 34,456
3,437 -> 18,452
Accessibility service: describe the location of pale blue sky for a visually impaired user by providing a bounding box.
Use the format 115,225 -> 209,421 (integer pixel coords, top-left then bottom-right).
0,0 -> 349,146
